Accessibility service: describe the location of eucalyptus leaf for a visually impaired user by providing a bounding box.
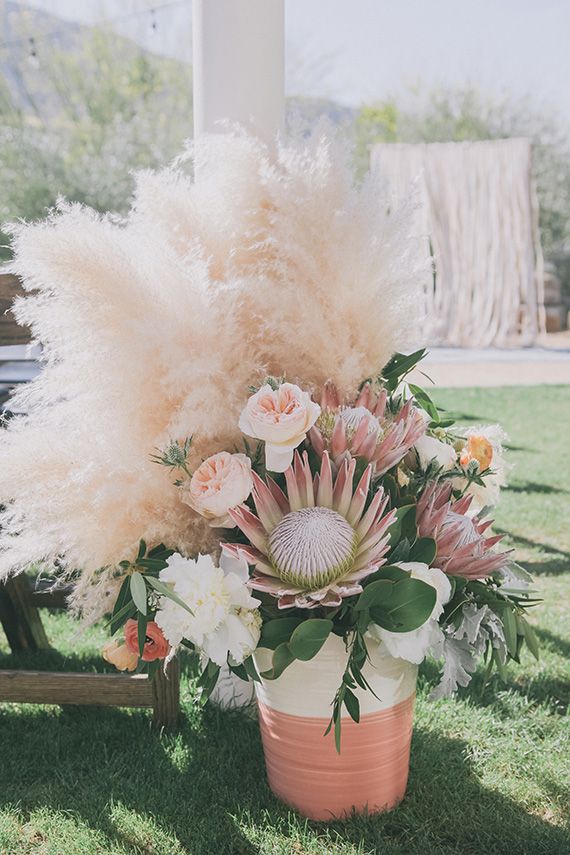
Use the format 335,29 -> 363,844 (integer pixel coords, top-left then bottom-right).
388,504 -> 417,547
409,537 -> 437,565
370,577 -> 437,632
354,579 -> 395,611
260,642 -> 296,680
259,617 -> 303,650
288,619 -> 333,661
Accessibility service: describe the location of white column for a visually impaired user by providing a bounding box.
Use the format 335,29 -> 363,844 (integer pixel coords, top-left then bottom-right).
191,0 -> 284,710
192,0 -> 285,142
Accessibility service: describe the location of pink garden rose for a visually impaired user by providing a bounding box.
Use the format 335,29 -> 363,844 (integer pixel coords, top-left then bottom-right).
239,383 -> 321,472
182,451 -> 253,527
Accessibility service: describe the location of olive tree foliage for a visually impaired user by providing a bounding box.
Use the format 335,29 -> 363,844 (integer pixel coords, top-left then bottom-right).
354,87 -> 570,270
0,28 -> 193,259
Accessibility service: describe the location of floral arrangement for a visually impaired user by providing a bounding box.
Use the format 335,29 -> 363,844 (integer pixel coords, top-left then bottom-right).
0,131 -> 539,750
103,350 -> 539,746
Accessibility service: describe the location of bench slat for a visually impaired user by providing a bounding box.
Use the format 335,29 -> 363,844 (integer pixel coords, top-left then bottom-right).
0,670 -> 154,707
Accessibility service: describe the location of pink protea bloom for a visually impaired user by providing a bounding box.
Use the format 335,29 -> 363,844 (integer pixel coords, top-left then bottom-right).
416,482 -> 511,580
309,382 -> 426,476
223,450 -> 395,609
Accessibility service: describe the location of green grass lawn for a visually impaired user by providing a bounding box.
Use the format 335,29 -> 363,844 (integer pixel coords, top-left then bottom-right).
1,385 -> 569,855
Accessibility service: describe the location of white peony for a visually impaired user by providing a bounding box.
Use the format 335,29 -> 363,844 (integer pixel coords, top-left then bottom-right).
155,549 -> 261,666
239,382 -> 321,473
181,451 -> 253,527
368,561 -> 452,665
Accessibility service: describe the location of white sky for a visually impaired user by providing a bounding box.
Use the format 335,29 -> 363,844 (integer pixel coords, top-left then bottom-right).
7,0 -> 570,118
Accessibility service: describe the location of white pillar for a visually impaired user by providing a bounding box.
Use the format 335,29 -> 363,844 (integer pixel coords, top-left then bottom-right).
191,0 -> 284,710
192,0 -> 285,142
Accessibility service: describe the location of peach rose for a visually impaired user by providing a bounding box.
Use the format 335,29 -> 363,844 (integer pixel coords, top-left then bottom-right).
460,435 -> 493,471
102,639 -> 138,672
239,382 -> 321,472
182,451 -> 253,527
124,619 -> 170,662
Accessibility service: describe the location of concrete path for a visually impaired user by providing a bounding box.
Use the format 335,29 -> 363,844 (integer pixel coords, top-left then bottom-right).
411,335 -> 570,387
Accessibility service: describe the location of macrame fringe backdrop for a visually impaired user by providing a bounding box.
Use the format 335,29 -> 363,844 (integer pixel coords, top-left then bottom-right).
370,138 -> 545,347
0,132 -> 427,621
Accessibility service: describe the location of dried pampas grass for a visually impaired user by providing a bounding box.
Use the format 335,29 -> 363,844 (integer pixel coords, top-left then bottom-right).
0,130 -> 426,619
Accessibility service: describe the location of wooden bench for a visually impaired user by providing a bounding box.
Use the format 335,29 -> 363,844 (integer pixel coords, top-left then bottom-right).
0,269 -> 180,727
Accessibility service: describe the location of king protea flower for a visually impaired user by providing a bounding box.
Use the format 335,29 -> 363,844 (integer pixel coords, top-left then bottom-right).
416,482 -> 511,580
308,382 -> 426,476
224,451 -> 395,609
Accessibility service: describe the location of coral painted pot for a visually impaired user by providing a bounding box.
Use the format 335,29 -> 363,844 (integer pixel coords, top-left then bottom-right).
254,633 -> 417,821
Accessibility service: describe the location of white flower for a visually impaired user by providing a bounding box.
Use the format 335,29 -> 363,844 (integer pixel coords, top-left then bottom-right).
414,432 -> 457,472
367,561 -> 452,665
239,382 -> 320,473
155,549 -> 262,666
181,451 -> 253,527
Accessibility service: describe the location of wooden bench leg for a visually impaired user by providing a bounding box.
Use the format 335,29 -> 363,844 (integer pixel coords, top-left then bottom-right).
152,658 -> 180,729
0,576 -> 50,652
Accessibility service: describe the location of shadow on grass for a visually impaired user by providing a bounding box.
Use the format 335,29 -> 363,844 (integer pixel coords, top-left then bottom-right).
503,444 -> 537,454
504,481 -> 569,496
0,698 -> 568,855
536,627 -> 570,660
495,528 -> 570,576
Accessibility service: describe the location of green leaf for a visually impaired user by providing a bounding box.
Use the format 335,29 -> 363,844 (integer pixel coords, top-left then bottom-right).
370,577 -> 437,633
129,572 -> 147,615
136,557 -> 171,572
364,564 -> 409,586
520,616 -> 540,660
343,688 -> 360,723
334,704 -> 342,753
409,537 -> 437,565
137,539 -> 147,561
259,617 -> 303,650
112,575 -> 132,618
354,579 -> 395,611
493,648 -> 509,682
260,642 -> 297,680
107,599 -> 137,634
288,619 -> 333,661
137,612 -> 148,657
408,383 -> 440,422
228,661 -> 249,681
500,606 -> 518,657
381,349 -> 427,388
388,504 -> 417,547
197,660 -> 221,704
243,655 -> 261,683
145,576 -> 194,615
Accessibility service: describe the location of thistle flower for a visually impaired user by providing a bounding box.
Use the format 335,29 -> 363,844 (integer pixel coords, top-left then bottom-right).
416,482 -> 511,580
309,382 -> 426,476
224,450 -> 395,609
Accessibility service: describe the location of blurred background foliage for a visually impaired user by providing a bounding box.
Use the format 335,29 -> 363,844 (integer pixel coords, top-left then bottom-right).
1,7 -> 569,299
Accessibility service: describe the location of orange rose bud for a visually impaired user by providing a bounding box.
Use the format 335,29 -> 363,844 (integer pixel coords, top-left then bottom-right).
124,618 -> 170,662
460,435 -> 493,471
102,639 -> 138,672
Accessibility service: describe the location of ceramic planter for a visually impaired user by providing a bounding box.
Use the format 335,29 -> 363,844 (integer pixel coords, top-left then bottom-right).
254,633 -> 417,821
